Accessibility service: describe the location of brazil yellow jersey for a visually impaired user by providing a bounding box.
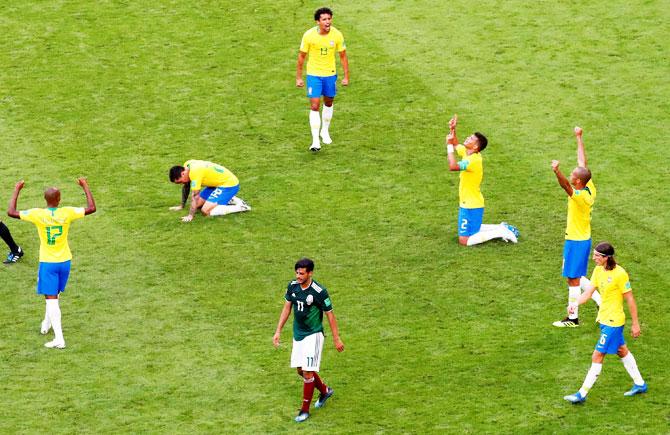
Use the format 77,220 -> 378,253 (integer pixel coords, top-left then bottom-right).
565,179 -> 596,240
185,160 -> 239,191
20,207 -> 85,263
456,145 -> 485,208
591,265 -> 631,327
300,26 -> 346,77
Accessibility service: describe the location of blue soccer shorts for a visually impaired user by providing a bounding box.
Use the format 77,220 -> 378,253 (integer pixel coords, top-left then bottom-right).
458,207 -> 484,237
595,323 -> 626,354
200,185 -> 239,205
37,261 -> 71,296
562,239 -> 592,278
306,75 -> 337,98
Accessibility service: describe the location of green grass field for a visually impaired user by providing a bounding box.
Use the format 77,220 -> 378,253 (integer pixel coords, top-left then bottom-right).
1,1 -> 668,433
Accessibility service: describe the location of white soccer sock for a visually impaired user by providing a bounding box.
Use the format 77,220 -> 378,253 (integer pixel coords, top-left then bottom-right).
209,204 -> 246,216
46,299 -> 64,343
568,286 -> 581,319
621,353 -> 644,385
41,302 -> 51,332
309,110 -> 320,145
466,224 -> 515,246
580,276 -> 601,306
578,362 -> 602,397
321,105 -> 333,133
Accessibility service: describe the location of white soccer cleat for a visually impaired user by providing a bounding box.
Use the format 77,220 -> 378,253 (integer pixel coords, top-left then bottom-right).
309,142 -> 321,152
40,320 -> 51,335
320,131 -> 332,144
44,339 -> 66,349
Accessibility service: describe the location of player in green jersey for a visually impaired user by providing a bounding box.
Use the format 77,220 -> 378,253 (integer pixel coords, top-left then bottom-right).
273,258 -> 344,423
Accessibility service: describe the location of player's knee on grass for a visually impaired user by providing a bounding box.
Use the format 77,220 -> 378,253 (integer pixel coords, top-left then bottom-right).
458,236 -> 469,246
201,202 -> 217,216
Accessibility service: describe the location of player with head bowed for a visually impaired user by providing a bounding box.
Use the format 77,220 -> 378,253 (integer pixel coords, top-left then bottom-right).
168,160 -> 250,222
444,114 -> 519,246
551,127 -> 601,327
563,242 -> 647,403
296,7 -> 350,152
273,258 -> 344,423
7,178 -> 96,349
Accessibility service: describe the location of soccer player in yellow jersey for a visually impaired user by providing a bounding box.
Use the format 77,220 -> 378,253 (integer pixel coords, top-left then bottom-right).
551,127 -> 600,327
296,7 -> 349,152
445,114 -> 519,246
563,242 -> 647,403
7,178 -> 96,349
169,160 -> 250,222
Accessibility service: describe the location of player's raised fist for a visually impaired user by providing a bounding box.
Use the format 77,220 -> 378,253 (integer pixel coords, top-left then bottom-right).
574,126 -> 583,136
14,180 -> 25,190
449,114 -> 458,131
551,160 -> 560,171
77,177 -> 89,187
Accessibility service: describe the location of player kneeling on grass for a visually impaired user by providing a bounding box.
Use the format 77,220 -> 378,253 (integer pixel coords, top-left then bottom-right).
7,178 -> 96,349
563,242 -> 647,404
273,258 -> 344,423
444,114 -> 519,246
168,160 -> 250,223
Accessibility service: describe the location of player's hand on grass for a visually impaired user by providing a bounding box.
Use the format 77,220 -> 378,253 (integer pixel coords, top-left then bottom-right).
574,126 -> 583,137
14,180 -> 25,191
551,160 -> 560,172
296,78 -> 304,87
181,215 -> 194,222
272,332 -> 281,348
169,205 -> 184,211
333,337 -> 344,352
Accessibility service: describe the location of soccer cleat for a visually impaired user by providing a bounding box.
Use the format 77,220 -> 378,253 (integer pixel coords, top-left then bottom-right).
553,317 -> 579,327
294,411 -> 310,423
320,131 -> 332,145
563,392 -> 586,404
314,387 -> 333,408
40,320 -> 51,335
3,246 -> 24,264
499,222 -> 518,243
309,143 -> 321,152
624,383 -> 648,397
501,222 -> 520,238
239,199 -> 251,212
44,339 -> 66,349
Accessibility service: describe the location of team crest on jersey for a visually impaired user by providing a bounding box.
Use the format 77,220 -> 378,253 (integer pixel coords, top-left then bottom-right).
608,277 -> 613,283
291,293 -> 296,297
329,40 -> 334,46
306,294 -> 314,305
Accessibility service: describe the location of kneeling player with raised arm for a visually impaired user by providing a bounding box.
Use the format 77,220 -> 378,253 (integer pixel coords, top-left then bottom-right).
8,178 -> 96,349
444,114 -> 519,246
564,242 -> 647,403
273,258 -> 344,423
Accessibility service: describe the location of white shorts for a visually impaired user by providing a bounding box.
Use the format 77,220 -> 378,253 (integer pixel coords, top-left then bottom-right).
291,332 -> 324,372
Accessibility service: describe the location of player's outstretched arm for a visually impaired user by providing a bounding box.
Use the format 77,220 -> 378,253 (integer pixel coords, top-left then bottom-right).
7,180 -> 24,219
296,51 -> 307,87
273,301 -> 293,348
552,160 -> 574,196
624,292 -> 641,338
575,127 -> 587,168
78,178 -> 96,215
325,310 -> 344,352
339,50 -> 349,86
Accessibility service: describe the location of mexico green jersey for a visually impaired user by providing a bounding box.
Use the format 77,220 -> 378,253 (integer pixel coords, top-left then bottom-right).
284,279 -> 333,341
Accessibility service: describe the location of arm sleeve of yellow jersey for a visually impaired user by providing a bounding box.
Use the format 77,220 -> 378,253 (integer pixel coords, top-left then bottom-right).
337,33 -> 346,52
189,170 -> 202,191
65,207 -> 86,222
19,209 -> 36,223
299,32 -> 309,53
621,271 -> 632,294
589,268 -> 599,288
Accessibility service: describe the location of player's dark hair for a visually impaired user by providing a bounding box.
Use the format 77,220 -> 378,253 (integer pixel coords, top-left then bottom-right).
595,241 -> 616,270
169,166 -> 185,182
474,132 -> 488,151
314,7 -> 333,21
295,257 -> 315,272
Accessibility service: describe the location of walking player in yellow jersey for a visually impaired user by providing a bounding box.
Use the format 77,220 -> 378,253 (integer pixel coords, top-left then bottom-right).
563,242 -> 647,403
7,178 -> 96,349
169,160 -> 250,222
296,7 -> 350,152
444,114 -> 519,246
551,127 -> 600,327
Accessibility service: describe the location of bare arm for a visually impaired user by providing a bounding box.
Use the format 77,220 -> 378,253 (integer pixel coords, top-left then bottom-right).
78,178 -> 96,215
325,310 -> 344,352
273,301 -> 293,348
339,50 -> 349,85
180,189 -> 201,222
296,51 -> 307,87
575,127 -> 587,168
7,180 -> 24,219
445,114 -> 460,171
552,160 -> 574,196
624,292 -> 641,338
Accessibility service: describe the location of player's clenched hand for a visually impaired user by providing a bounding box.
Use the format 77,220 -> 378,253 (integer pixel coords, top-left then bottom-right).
296,78 -> 304,87
14,180 -> 25,191
77,177 -> 89,187
551,160 -> 560,172
341,77 -> 349,86
169,205 -> 184,211
449,114 -> 458,131
181,215 -> 194,223
631,323 -> 641,338
272,332 -> 281,348
574,126 -> 583,137
446,132 -> 457,145
334,337 -> 344,352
